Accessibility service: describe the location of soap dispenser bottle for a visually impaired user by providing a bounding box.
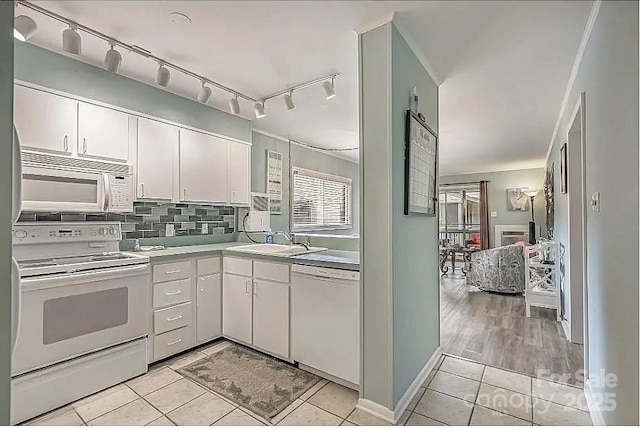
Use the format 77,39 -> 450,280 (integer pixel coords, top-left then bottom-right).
266,228 -> 274,244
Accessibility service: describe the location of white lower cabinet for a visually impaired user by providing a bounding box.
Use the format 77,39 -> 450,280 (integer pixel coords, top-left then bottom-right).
222,273 -> 253,344
197,274 -> 222,342
222,257 -> 291,359
253,279 -> 289,358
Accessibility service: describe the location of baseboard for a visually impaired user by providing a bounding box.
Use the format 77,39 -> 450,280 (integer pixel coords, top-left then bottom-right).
584,378 -> 605,425
561,319 -> 571,342
356,399 -> 395,424
356,346 -> 443,424
393,346 -> 443,422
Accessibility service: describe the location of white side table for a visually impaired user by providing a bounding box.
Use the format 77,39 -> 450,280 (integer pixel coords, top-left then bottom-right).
525,241 -> 561,321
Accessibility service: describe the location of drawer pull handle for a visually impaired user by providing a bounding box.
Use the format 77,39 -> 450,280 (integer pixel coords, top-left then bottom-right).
167,338 -> 182,346
165,269 -> 182,274
165,290 -> 182,296
166,315 -> 183,322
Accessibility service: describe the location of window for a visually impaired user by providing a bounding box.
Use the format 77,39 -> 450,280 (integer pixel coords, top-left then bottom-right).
292,167 -> 352,231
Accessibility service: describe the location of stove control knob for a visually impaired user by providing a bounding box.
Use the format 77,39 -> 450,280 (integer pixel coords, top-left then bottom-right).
14,229 -> 27,239
98,228 -> 107,236
108,227 -> 118,235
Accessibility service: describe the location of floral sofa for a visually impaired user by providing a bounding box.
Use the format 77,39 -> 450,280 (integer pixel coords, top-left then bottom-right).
466,244 -> 525,294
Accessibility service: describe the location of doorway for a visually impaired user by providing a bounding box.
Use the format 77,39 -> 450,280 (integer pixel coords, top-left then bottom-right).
566,92 -> 588,374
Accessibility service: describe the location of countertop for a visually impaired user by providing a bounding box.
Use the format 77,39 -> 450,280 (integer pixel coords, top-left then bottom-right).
130,243 -> 360,271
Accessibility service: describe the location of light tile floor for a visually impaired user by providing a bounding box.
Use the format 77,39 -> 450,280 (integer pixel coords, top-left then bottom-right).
25,341 -> 592,426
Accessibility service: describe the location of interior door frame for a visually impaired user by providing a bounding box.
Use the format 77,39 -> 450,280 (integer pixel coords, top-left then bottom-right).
567,92 -> 588,378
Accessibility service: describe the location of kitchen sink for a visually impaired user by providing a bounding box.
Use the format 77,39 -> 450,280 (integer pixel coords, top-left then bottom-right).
228,244 -> 327,257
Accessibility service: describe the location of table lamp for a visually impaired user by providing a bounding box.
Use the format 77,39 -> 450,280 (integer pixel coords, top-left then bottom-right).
524,189 -> 540,244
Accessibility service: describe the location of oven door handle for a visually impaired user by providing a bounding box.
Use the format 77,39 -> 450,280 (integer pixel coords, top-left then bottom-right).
20,264 -> 150,292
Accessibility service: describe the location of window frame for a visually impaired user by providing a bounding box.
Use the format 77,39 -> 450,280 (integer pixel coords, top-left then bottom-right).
291,166 -> 353,232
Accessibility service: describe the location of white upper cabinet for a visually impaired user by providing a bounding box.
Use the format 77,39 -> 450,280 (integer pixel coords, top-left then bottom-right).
179,129 -> 228,204
14,85 -> 77,155
78,102 -> 129,162
137,118 -> 177,200
228,142 -> 251,206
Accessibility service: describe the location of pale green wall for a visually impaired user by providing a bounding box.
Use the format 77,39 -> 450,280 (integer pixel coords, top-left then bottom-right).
14,43 -> 251,142
545,1 -> 638,424
440,168 -> 546,247
250,132 -> 360,235
359,23 -> 394,408
358,21 -> 440,411
0,3 -> 14,422
390,23 -> 439,406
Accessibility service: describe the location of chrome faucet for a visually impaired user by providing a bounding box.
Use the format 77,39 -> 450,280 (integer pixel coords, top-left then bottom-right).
277,232 -> 311,250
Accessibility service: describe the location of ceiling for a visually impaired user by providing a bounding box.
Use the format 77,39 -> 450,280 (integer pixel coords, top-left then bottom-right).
22,1 -> 592,172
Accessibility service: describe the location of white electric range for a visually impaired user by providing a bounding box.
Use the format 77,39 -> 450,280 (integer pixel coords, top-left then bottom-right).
11,223 -> 150,424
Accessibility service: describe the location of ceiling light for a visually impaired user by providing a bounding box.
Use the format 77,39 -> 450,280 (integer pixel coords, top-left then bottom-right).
283,91 -> 295,111
156,63 -> 170,87
229,95 -> 240,115
197,82 -> 212,103
104,43 -> 122,73
254,101 -> 266,119
322,79 -> 336,100
14,15 -> 37,42
62,24 -> 81,55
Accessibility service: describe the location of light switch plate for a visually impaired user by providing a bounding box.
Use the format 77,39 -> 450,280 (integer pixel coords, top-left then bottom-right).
201,223 -> 208,234
491,211 -> 498,217
591,192 -> 600,212
165,224 -> 175,237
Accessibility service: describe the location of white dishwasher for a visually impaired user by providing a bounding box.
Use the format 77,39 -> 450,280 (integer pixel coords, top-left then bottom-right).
291,264 -> 359,386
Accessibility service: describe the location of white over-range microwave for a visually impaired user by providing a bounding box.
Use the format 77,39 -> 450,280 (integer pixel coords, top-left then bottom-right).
21,151 -> 134,213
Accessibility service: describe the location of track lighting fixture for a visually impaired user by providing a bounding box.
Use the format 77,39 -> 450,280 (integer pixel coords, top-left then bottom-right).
197,82 -> 212,103
322,78 -> 336,100
14,15 -> 37,42
229,95 -> 240,115
283,91 -> 295,111
254,101 -> 266,119
62,23 -> 81,55
156,63 -> 170,87
104,43 -> 122,73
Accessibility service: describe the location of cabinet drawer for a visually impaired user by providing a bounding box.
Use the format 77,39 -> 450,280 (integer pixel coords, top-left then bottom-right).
223,257 -> 252,277
254,260 -> 290,283
197,257 -> 221,276
153,260 -> 192,283
153,326 -> 193,361
154,302 -> 192,335
153,279 -> 191,309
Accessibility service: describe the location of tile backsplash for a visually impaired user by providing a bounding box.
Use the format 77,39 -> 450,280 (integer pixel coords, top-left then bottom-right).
18,202 -> 236,240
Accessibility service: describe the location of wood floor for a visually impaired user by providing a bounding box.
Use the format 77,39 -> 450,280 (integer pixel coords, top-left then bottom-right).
440,276 -> 584,387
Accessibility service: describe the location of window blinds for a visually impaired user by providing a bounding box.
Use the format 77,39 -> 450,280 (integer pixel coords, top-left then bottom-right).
292,167 -> 352,230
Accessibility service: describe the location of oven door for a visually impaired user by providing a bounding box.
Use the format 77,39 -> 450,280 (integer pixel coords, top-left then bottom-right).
12,264 -> 150,376
21,165 -> 106,213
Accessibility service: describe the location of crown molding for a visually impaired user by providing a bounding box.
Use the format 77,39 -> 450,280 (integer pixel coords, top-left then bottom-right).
545,0 -> 602,163
353,11 -> 395,35
392,18 -> 442,87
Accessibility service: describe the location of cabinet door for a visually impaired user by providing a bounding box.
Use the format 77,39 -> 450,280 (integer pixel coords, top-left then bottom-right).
222,274 -> 252,344
253,279 -> 289,358
14,85 -> 77,155
137,118 -> 177,200
228,142 -> 250,206
78,102 -> 129,162
179,129 -> 229,203
197,274 -> 221,342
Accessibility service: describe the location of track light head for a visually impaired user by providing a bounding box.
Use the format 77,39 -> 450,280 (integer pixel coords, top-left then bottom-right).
254,101 -> 266,119
197,82 -> 212,103
14,15 -> 37,42
62,24 -> 81,55
229,96 -> 240,115
283,91 -> 295,111
322,79 -> 336,100
156,63 -> 170,87
104,43 -> 122,73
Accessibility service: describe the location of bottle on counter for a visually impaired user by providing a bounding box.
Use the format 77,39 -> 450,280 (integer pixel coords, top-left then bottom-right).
265,228 -> 274,244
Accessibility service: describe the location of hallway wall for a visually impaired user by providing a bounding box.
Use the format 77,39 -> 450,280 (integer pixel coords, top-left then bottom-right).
546,1 -> 638,424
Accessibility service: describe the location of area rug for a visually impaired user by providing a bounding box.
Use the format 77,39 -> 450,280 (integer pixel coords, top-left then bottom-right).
177,344 -> 320,419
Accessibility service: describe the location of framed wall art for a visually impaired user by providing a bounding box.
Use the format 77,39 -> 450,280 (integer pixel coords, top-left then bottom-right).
560,143 -> 567,194
404,110 -> 438,216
